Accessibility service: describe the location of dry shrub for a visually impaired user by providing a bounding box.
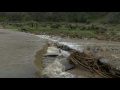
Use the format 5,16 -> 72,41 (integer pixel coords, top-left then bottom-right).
50,24 -> 61,29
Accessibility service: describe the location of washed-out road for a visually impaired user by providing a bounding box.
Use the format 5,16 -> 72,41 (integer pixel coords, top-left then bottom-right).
0,29 -> 46,78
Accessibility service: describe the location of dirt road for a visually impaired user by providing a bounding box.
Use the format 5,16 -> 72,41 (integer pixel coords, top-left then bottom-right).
0,29 -> 46,78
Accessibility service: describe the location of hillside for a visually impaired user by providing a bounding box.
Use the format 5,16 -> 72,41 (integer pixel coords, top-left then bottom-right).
0,12 -> 120,24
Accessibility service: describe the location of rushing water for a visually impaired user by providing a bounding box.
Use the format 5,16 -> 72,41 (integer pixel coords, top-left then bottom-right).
58,42 -> 84,52
34,35 -> 84,78
36,35 -> 84,52
34,34 -> 120,78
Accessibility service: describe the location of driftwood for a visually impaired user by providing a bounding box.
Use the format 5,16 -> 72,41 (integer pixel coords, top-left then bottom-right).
67,51 -> 120,78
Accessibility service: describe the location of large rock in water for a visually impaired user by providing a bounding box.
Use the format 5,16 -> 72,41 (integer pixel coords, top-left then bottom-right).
60,58 -> 75,71
99,57 -> 120,76
43,46 -> 61,56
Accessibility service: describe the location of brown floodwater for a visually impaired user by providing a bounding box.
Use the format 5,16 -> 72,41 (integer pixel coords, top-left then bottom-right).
34,43 -> 49,78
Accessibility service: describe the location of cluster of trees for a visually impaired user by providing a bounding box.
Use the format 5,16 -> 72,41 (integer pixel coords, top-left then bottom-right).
0,12 -> 120,24
0,12 -> 87,22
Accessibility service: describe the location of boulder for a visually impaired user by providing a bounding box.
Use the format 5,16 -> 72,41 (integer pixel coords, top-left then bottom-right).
99,57 -> 120,76
43,46 -> 61,57
59,58 -> 75,71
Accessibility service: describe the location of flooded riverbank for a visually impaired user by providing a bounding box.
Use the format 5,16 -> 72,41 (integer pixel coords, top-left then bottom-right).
35,34 -> 120,78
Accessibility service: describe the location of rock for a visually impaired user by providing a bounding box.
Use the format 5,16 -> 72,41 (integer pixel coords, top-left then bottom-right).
100,47 -> 106,52
56,43 -> 72,51
84,38 -> 88,40
99,58 -> 110,64
43,74 -> 49,78
43,46 -> 61,57
58,42 -> 84,52
94,46 -> 100,53
99,57 -> 120,76
60,50 -> 70,57
60,58 -> 75,71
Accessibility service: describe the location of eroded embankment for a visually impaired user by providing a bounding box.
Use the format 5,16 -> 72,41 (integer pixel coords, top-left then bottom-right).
34,43 -> 49,78
33,41 -> 78,78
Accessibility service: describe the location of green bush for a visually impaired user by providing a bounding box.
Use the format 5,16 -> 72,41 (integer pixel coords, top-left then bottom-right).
105,12 -> 120,24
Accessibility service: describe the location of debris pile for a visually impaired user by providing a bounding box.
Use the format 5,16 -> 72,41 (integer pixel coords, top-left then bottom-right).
68,51 -> 120,78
